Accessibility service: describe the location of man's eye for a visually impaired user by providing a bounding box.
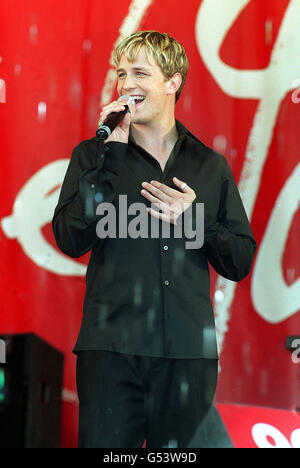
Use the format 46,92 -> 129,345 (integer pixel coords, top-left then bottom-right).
118,72 -> 146,78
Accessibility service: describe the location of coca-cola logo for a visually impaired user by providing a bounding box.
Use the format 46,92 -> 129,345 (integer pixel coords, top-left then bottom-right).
1,160 -> 86,277
196,0 -> 300,350
252,423 -> 300,449
0,79 -> 5,103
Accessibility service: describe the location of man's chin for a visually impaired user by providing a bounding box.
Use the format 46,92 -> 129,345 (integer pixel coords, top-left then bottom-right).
131,115 -> 148,125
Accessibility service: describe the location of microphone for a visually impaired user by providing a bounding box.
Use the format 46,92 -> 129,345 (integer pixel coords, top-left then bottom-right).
96,95 -> 136,140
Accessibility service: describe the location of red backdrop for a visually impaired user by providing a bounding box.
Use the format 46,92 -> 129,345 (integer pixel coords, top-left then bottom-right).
0,0 -> 299,447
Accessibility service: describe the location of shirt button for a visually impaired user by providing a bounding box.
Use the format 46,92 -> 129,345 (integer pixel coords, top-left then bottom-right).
104,145 -> 109,151
164,280 -> 170,286
163,245 -> 169,251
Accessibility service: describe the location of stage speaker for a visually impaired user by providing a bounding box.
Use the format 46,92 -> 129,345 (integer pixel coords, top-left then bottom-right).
0,333 -> 64,448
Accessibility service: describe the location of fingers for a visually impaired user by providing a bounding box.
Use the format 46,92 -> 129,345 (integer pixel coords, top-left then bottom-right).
141,188 -> 168,206
97,101 -> 126,127
121,110 -> 133,132
141,179 -> 195,201
172,177 -> 193,194
147,206 -> 176,225
141,182 -> 172,204
146,200 -> 184,225
148,180 -> 183,198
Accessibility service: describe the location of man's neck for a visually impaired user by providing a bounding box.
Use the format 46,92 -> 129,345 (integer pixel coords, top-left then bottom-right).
130,119 -> 178,153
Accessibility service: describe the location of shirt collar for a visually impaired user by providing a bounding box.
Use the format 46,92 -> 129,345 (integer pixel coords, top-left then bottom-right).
129,119 -> 189,146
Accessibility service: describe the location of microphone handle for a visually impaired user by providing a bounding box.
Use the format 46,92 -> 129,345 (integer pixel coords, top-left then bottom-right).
96,105 -> 129,140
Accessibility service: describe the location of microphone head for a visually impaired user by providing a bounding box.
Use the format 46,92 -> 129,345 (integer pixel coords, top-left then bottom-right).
117,95 -> 136,114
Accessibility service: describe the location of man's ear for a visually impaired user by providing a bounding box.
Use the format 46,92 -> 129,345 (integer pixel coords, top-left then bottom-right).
166,73 -> 182,96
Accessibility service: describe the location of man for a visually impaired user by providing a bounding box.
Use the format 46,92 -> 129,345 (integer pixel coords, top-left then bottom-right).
52,31 -> 257,448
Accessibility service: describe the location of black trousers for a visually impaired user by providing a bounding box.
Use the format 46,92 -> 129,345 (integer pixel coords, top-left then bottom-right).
76,350 -> 218,448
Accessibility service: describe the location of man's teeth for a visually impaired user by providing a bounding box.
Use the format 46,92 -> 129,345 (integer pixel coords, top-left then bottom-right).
132,96 -> 145,102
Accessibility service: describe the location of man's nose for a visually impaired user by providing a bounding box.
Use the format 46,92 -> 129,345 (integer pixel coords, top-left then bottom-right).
122,75 -> 136,91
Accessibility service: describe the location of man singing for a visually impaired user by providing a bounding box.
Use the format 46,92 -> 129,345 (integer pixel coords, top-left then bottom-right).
52,30 -> 257,448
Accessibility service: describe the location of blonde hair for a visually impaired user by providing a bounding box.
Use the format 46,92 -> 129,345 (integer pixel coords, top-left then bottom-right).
112,31 -> 189,103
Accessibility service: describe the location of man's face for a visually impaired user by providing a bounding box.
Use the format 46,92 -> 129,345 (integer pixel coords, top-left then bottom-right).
116,47 -> 172,125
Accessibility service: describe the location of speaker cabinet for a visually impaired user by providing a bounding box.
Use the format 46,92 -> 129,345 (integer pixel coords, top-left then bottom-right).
0,333 -> 64,448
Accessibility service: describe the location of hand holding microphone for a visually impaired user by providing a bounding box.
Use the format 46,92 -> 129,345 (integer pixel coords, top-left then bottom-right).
96,95 -> 136,144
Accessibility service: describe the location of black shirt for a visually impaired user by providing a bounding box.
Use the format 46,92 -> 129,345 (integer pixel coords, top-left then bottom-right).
52,120 -> 257,359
